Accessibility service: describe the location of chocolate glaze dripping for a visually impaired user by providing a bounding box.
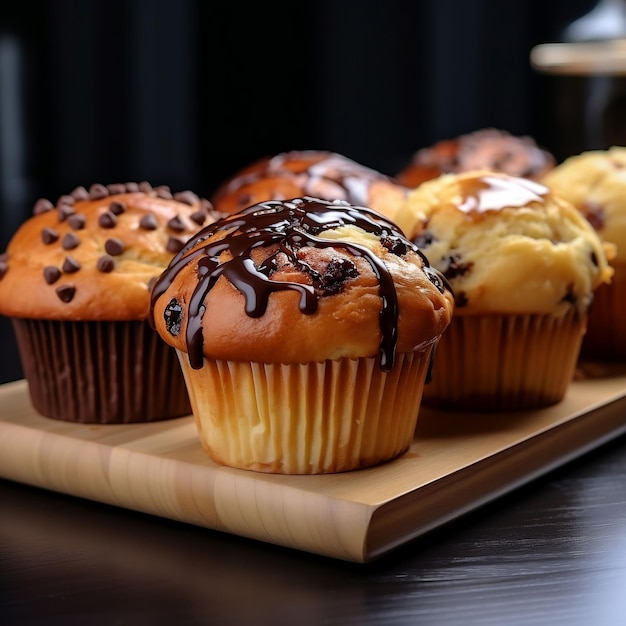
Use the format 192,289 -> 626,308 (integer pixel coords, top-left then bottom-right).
151,197 -> 446,371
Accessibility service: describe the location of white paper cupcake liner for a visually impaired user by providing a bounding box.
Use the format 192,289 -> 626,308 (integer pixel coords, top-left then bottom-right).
178,347 -> 434,474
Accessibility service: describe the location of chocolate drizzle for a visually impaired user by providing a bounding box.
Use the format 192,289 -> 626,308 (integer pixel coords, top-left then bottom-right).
212,151 -> 400,213
151,196 -> 445,372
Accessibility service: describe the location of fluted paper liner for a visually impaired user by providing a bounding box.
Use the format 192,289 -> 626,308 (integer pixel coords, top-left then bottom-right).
178,348 -> 434,474
423,310 -> 586,411
12,319 -> 191,423
581,262 -> 626,360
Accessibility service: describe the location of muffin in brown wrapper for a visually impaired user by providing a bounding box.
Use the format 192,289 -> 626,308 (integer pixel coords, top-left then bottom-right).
543,147 -> 626,360
394,170 -> 612,411
13,319 -> 191,423
0,182 -> 220,423
581,263 -> 626,360
423,311 -> 586,412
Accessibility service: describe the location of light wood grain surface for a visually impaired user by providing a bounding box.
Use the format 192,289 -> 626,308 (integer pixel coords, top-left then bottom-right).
1,365 -> 626,562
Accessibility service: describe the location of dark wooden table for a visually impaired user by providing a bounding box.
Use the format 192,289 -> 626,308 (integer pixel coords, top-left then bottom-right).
1,432 -> 626,626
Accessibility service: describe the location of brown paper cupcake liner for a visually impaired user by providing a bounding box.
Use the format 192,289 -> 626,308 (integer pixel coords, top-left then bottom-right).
581,262 -> 626,360
422,310 -> 586,411
177,348 -> 434,474
12,318 -> 191,424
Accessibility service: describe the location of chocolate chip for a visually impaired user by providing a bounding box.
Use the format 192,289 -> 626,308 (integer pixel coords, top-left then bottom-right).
190,210 -> 207,226
98,212 -> 118,228
412,232 -> 436,248
562,285 -> 577,305
109,200 -> 126,215
138,181 -> 152,192
70,186 -> 89,201
0,260 -> 8,280
89,183 -> 109,200
104,238 -> 124,256
381,236 -> 408,256
139,213 -> 158,230
107,183 -> 126,195
57,194 -> 75,206
166,236 -> 185,253
173,190 -> 198,205
318,258 -> 358,295
33,198 -> 54,215
443,254 -> 471,279
57,204 -> 75,222
43,266 -> 61,284
41,227 -> 59,244
96,255 -> 115,273
154,185 -> 172,200
62,232 -> 80,250
125,182 -> 140,192
68,214 -> 86,230
55,284 -> 76,302
164,298 -> 183,336
62,256 -> 81,273
167,215 -> 185,232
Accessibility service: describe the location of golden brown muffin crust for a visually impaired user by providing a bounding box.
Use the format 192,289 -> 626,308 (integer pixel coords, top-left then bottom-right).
151,197 -> 453,368
0,183 -> 219,321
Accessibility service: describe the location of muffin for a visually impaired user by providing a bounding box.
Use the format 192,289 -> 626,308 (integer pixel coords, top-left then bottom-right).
543,147 -> 626,359
394,170 -> 612,411
0,182 -> 220,423
211,150 -> 408,222
150,196 -> 453,474
397,128 -> 556,188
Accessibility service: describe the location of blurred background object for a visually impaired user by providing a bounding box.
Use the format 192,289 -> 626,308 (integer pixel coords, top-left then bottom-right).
531,0 -> 626,155
0,0 -> 601,383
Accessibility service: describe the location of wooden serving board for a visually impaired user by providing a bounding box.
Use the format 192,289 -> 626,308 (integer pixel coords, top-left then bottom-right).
1,365 -> 626,563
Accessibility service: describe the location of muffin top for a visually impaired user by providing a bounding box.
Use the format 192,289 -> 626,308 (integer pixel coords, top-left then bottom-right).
150,196 -> 454,370
211,150 -> 407,221
394,170 -> 612,317
542,147 -> 626,263
396,128 -> 556,188
0,182 -> 220,321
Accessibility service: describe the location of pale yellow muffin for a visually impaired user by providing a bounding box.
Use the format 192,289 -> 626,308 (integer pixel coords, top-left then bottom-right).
543,147 -> 626,359
151,196 -> 454,474
395,170 -> 612,411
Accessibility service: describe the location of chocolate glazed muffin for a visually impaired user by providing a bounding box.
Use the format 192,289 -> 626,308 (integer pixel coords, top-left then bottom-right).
150,196 -> 453,474
211,150 -> 408,223
0,182 -> 221,423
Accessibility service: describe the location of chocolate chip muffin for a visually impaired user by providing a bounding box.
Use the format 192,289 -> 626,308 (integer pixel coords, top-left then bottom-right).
150,196 -> 453,474
0,182 -> 220,423
211,150 -> 408,222
543,147 -> 625,359
396,128 -> 556,188
395,170 -> 612,411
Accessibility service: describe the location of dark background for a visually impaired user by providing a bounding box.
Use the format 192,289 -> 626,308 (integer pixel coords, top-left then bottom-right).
0,0 -> 601,384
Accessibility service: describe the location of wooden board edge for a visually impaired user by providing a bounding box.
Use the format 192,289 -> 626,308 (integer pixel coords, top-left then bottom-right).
364,393 -> 626,562
0,416 -> 377,563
